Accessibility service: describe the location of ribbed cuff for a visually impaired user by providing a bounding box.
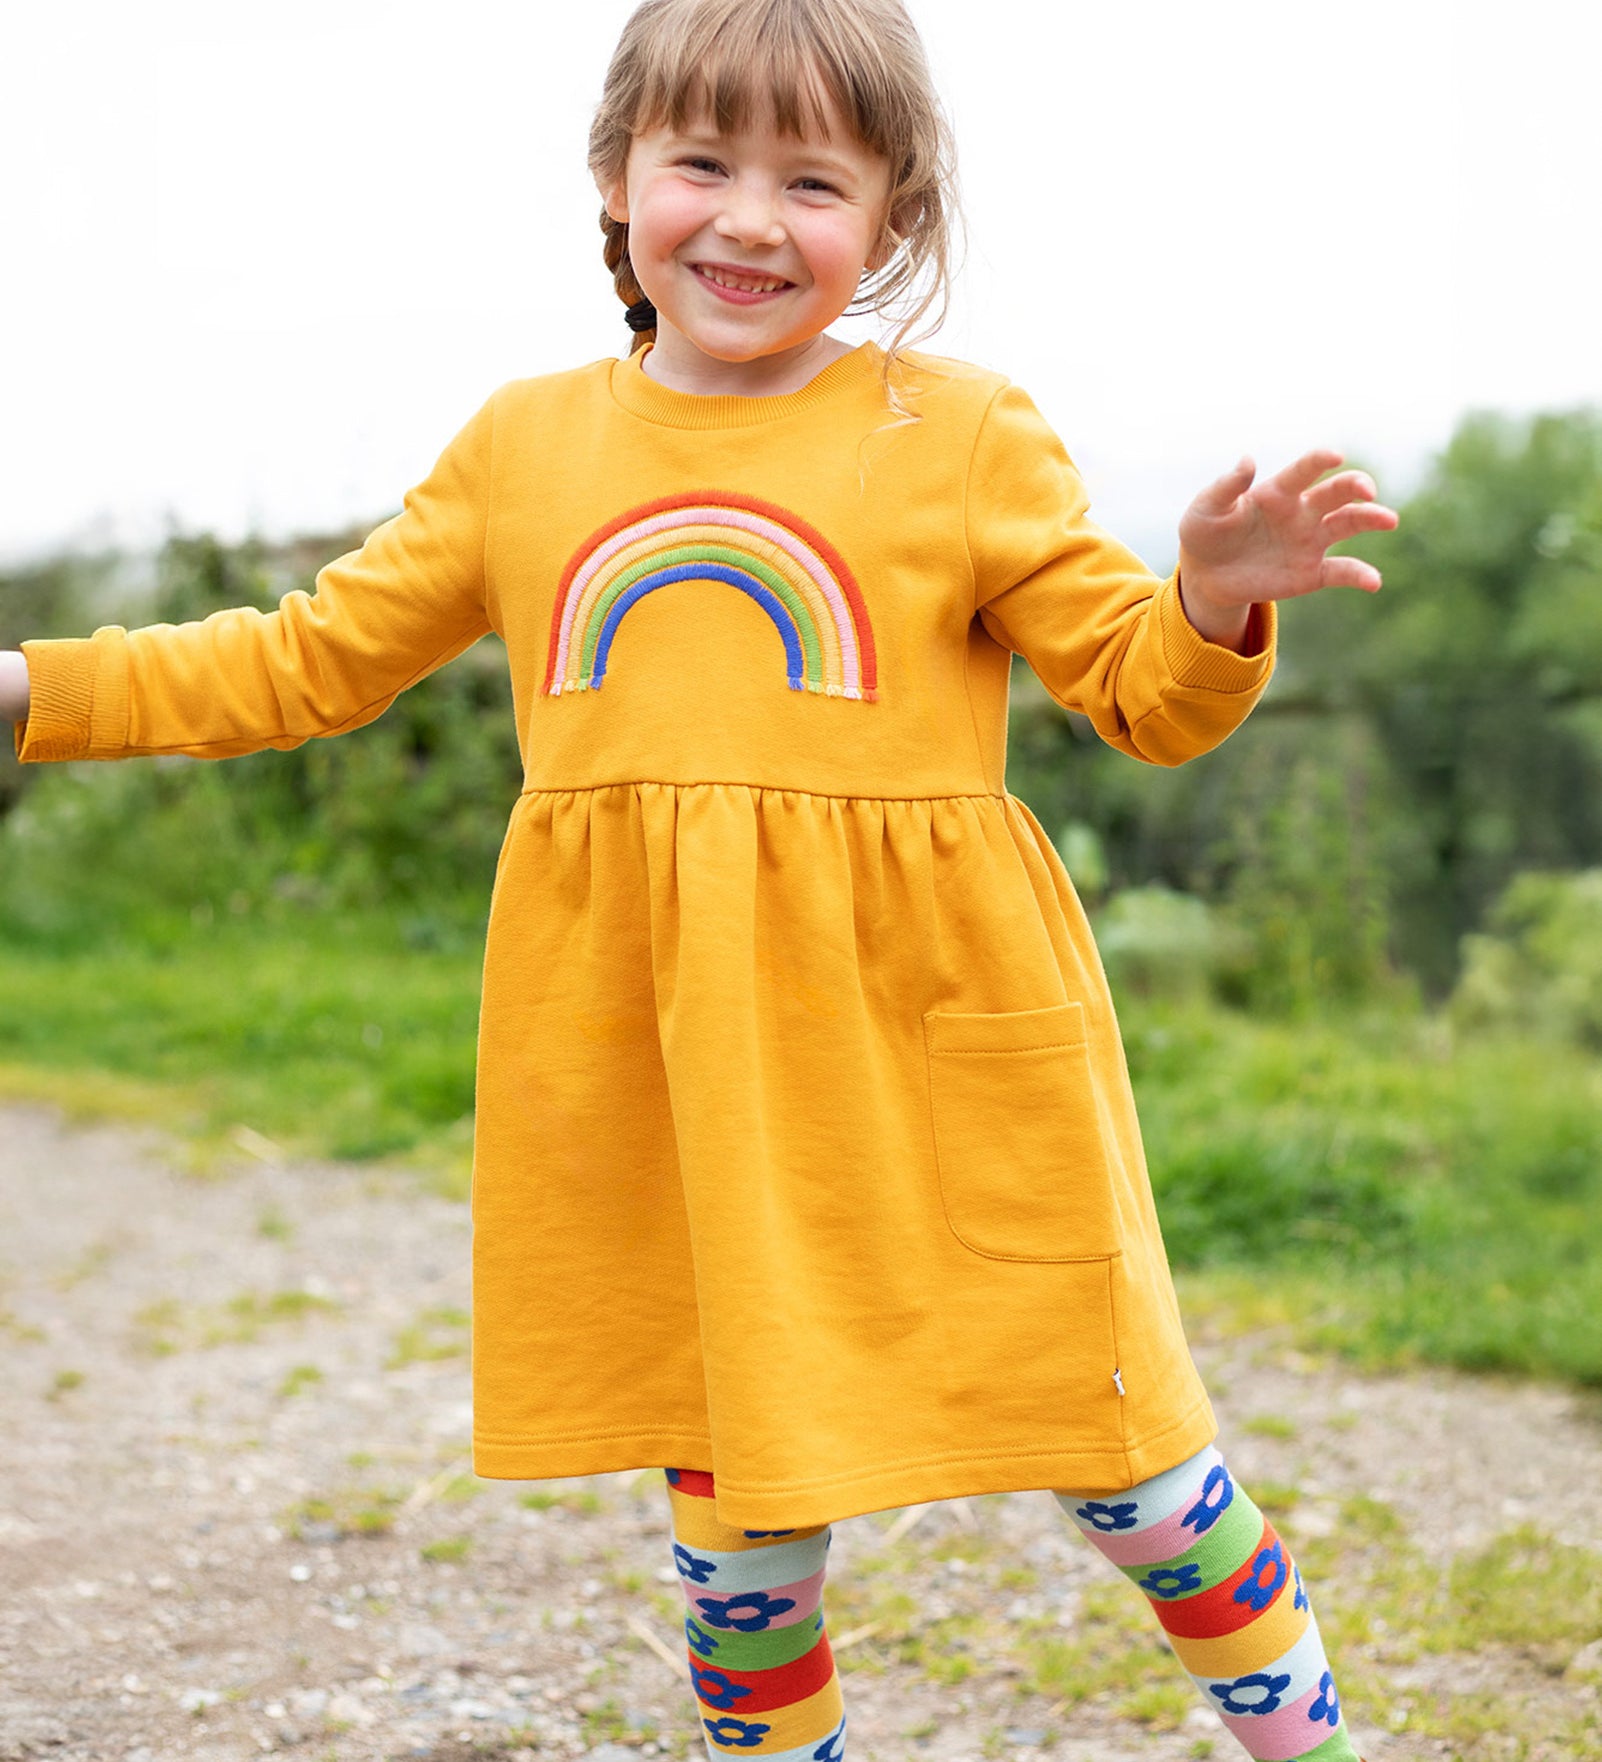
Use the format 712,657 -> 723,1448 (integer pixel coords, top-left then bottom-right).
1157,573 -> 1276,693
14,630 -> 127,762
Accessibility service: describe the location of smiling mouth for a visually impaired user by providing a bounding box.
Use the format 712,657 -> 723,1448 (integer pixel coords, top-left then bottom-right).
691,264 -> 793,295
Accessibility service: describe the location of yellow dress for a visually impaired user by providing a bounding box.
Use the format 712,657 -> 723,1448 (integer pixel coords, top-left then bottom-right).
18,343 -> 1276,1530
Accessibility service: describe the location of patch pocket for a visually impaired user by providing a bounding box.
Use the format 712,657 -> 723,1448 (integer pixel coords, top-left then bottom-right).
923,1001 -> 1120,1263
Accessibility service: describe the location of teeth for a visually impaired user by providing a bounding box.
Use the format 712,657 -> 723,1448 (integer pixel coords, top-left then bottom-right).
697,266 -> 786,293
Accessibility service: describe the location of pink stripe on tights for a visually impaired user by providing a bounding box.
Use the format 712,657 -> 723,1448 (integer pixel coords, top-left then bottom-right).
1218,1684 -> 1338,1761
683,1565 -> 826,1630
1082,1499 -> 1210,1568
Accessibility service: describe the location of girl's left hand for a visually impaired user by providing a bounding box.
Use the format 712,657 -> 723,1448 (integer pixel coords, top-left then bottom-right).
1176,449 -> 1400,648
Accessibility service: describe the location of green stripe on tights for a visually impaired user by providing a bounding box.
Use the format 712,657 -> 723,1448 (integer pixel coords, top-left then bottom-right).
685,1611 -> 826,1673
1115,1483 -> 1265,1596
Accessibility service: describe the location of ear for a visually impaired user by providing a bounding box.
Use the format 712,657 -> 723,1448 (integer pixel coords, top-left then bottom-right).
865,197 -> 910,274
865,218 -> 900,275
598,172 -> 630,226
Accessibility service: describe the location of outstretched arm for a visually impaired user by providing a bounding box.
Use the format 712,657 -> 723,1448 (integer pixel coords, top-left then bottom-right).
0,652 -> 28,723
1176,450 -> 1400,651
11,392 -> 496,766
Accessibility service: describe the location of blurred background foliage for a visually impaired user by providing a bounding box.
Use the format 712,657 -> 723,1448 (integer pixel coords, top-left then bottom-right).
1006,404 -> 1602,1007
0,527 -> 519,948
4,404 -> 1602,1384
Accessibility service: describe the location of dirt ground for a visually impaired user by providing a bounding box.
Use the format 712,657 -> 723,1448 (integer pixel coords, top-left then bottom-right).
3,1103 -> 1601,1762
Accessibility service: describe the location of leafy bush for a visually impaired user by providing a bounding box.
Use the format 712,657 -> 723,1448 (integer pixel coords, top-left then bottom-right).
1093,886 -> 1243,1004
0,527 -> 521,948
1452,869 -> 1602,1046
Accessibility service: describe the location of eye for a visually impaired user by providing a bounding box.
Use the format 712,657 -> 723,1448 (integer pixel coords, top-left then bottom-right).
795,177 -> 841,196
682,156 -> 724,175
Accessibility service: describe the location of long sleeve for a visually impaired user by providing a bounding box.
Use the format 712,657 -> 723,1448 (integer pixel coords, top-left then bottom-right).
966,381 -> 1276,767
15,392 -> 498,764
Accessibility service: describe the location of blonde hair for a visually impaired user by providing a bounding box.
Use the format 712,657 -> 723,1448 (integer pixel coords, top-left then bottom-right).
588,0 -> 960,383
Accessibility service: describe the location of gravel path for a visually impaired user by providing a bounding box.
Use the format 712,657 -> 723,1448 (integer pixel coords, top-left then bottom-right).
3,1104 -> 1600,1762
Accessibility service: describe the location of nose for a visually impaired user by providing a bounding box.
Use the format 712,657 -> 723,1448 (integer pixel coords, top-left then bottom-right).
713,176 -> 785,249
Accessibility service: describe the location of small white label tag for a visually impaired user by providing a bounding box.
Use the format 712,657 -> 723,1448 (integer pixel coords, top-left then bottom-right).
1112,1369 -> 1125,1396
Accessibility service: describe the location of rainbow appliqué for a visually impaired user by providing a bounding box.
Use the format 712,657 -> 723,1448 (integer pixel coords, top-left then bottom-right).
542,492 -> 878,701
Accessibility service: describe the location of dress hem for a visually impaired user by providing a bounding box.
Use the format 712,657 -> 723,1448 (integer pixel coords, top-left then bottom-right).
472,1395 -> 1217,1530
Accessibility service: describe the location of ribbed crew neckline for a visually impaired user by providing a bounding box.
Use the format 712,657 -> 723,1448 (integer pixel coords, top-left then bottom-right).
608,341 -> 883,430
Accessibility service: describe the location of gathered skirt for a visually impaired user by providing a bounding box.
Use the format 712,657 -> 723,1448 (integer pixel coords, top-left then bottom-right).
467,780 -> 1215,1530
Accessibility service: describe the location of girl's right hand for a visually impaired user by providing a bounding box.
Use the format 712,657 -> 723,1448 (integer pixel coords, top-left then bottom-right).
0,651 -> 31,724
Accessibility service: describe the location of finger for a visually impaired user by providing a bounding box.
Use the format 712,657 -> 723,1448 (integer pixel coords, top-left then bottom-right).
1320,502 -> 1401,544
1269,448 -> 1345,499
1189,455 -> 1256,516
1320,555 -> 1383,593
1304,469 -> 1379,517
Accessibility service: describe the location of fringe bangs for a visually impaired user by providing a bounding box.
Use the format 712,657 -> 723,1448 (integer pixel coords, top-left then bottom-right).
628,0 -> 896,158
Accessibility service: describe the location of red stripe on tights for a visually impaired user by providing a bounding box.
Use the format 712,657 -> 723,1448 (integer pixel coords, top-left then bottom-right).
691,1630 -> 836,1715
1152,1517 -> 1292,1640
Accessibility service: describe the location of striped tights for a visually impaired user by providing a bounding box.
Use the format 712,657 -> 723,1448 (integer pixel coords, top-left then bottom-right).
663,1447 -> 1359,1760
665,1467 -> 847,1760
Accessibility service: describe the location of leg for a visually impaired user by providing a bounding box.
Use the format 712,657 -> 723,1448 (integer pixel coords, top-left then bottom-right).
663,1466 -> 847,1760
1054,1445 -> 1358,1760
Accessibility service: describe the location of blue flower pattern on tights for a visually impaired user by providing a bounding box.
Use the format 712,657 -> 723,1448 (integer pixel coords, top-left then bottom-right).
1233,1540 -> 1288,1612
674,1543 -> 717,1584
691,1664 -> 752,1711
1138,1563 -> 1203,1599
811,1716 -> 847,1761
685,1616 -> 721,1659
743,1528 -> 796,1538
1294,1564 -> 1308,1612
703,1717 -> 771,1747
1309,1670 -> 1341,1726
1209,1670 -> 1292,1716
696,1589 -> 797,1631
1075,1499 -> 1138,1532
1181,1464 -> 1234,1536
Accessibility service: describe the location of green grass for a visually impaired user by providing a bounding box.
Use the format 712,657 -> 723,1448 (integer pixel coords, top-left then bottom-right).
283,1485 -> 404,1539
519,1489 -> 604,1515
1130,1002 -> 1602,1386
3,917 -> 1602,1385
0,913 -> 482,1186
132,1287 -> 342,1355
1013,1580 -> 1177,1708
1288,1507 -> 1602,1749
1240,1414 -> 1298,1441
385,1305 -> 471,1371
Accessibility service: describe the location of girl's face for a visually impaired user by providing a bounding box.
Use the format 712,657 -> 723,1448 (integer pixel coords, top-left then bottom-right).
601,91 -> 893,392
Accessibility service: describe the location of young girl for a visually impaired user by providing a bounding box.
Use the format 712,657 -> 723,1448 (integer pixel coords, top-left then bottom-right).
0,0 -> 1396,1755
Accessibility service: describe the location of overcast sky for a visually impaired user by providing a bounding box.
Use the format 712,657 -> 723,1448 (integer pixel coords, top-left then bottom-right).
1,0 -> 1596,570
